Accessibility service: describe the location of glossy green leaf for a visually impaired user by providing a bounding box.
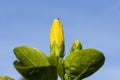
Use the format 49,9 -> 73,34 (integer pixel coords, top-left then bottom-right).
64,48 -> 105,80
13,46 -> 57,80
14,61 -> 57,80
13,46 -> 50,67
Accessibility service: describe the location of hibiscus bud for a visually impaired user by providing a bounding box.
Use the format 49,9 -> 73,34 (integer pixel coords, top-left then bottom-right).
50,18 -> 65,58
70,40 -> 82,53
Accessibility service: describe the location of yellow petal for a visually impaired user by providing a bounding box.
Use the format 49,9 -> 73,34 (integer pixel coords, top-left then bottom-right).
50,18 -> 64,47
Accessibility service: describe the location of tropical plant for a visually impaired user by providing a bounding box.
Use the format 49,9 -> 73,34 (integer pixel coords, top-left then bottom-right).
0,18 -> 105,80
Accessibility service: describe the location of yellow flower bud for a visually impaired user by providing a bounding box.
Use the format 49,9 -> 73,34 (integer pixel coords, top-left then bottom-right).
50,18 -> 64,46
50,18 -> 65,58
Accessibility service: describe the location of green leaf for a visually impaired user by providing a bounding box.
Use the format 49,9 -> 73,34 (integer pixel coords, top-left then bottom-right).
13,46 -> 50,67
13,46 -> 58,80
0,76 -> 14,80
64,48 -> 105,80
14,61 -> 57,80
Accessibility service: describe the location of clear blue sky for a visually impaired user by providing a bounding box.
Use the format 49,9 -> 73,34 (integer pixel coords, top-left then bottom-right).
0,0 -> 120,80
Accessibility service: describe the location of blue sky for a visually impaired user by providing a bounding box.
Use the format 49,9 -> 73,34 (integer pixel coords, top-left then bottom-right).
0,0 -> 120,80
